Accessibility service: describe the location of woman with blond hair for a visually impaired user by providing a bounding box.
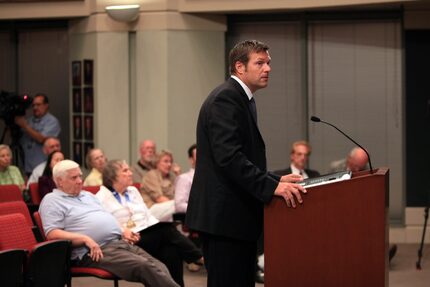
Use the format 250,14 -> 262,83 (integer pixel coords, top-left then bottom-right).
140,150 -> 176,221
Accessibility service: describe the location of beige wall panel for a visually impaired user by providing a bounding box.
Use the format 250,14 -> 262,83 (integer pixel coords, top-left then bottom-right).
178,0 -> 414,13
135,30 -> 169,154
166,31 -> 225,167
69,31 -> 130,163
0,1 -> 90,20
96,32 -> 130,161
134,30 -> 225,168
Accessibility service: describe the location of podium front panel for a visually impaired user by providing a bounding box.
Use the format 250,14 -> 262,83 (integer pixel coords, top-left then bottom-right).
264,168 -> 389,287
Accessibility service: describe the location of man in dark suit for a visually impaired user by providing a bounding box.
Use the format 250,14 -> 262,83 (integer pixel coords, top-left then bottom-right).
186,40 -> 307,287
274,140 -> 320,179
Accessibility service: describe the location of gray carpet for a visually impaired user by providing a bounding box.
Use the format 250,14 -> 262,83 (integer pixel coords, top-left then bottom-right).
71,244 -> 429,287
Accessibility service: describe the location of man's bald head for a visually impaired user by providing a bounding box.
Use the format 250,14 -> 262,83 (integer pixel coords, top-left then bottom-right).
43,137 -> 61,155
139,140 -> 156,164
347,147 -> 368,172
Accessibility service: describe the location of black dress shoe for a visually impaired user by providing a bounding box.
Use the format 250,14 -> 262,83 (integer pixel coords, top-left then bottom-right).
255,270 -> 264,283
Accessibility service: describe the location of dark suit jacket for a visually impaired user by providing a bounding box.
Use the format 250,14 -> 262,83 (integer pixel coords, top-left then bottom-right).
186,78 -> 279,242
273,167 -> 320,179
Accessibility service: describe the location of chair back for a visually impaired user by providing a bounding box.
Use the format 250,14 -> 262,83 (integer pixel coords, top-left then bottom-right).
27,240 -> 71,287
0,201 -> 34,227
0,213 -> 71,287
132,182 -> 141,190
0,249 -> 27,287
0,213 -> 36,251
82,185 -> 100,194
29,183 -> 41,205
33,213 -> 118,286
33,211 -> 46,241
0,185 -> 23,202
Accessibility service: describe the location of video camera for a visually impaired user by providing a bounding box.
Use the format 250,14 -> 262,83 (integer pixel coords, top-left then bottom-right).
0,91 -> 33,126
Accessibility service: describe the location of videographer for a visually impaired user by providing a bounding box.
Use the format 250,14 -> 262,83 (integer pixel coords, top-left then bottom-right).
15,93 -> 61,175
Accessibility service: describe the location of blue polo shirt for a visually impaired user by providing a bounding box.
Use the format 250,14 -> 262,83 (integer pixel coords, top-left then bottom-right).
39,189 -> 122,260
20,112 -> 61,173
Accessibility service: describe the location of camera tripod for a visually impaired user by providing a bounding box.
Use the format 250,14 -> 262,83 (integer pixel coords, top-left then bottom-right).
0,124 -> 25,168
416,204 -> 429,269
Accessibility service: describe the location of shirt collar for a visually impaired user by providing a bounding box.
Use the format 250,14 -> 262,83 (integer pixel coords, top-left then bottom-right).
111,187 -> 131,204
231,75 -> 253,101
290,164 -> 309,179
53,188 -> 85,198
290,164 -> 303,175
31,113 -> 49,123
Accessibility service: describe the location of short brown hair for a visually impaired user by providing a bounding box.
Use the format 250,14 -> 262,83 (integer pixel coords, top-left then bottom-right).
229,40 -> 269,75
291,140 -> 311,155
102,159 -> 126,189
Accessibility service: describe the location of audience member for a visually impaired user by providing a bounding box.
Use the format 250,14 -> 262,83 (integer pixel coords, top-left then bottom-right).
39,160 -> 179,287
0,144 -> 25,191
174,144 -> 197,213
330,147 -> 369,172
83,148 -> 107,186
140,150 -> 176,221
15,93 -> 61,174
38,150 -> 64,199
131,140 -> 156,183
274,140 -> 320,179
27,137 -> 61,188
96,159 -> 203,287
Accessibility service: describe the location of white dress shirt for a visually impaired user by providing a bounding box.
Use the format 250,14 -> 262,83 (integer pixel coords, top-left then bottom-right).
174,168 -> 195,213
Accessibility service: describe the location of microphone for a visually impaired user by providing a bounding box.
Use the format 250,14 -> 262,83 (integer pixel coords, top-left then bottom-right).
310,116 -> 373,174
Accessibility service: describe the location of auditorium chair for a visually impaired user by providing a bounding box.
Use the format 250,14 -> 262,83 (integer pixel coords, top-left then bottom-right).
29,183 -> 41,205
0,184 -> 23,202
33,211 -> 120,287
0,201 -> 44,242
0,249 -> 27,287
0,213 -> 70,287
82,185 -> 100,194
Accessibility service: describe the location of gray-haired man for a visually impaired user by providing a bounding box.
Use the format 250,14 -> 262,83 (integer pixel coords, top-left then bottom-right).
39,160 -> 179,287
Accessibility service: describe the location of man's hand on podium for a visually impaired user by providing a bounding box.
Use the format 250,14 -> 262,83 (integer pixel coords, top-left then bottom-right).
280,174 -> 303,183
274,174 -> 306,208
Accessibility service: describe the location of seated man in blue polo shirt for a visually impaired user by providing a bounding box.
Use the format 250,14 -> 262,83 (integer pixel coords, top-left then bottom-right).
39,160 -> 179,287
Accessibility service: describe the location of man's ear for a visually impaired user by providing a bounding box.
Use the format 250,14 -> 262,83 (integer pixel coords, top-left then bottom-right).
54,176 -> 62,189
235,61 -> 245,75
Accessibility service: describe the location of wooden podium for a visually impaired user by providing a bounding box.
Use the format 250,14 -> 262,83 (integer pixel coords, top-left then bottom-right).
264,168 -> 389,287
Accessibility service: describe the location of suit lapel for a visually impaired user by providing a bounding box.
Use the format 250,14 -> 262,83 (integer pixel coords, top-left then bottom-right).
228,78 -> 265,143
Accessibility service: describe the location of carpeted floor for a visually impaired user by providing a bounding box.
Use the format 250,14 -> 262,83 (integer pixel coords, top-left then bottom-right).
71,244 -> 429,287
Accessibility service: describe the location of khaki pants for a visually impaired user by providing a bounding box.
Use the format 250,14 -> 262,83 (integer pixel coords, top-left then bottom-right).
78,240 -> 179,287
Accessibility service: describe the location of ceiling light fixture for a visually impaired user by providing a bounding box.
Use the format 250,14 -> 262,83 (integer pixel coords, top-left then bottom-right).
105,4 -> 140,22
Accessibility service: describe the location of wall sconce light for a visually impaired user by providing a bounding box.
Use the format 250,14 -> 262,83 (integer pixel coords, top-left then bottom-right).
105,4 -> 140,22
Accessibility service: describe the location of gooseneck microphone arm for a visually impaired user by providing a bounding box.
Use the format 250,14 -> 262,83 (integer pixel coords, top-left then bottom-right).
310,116 -> 374,174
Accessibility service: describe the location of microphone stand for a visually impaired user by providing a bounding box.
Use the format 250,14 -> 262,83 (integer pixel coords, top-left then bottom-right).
311,117 -> 374,174
416,196 -> 429,270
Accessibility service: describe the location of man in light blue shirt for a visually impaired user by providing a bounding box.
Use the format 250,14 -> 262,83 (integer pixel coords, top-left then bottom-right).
15,93 -> 61,174
39,160 -> 178,287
